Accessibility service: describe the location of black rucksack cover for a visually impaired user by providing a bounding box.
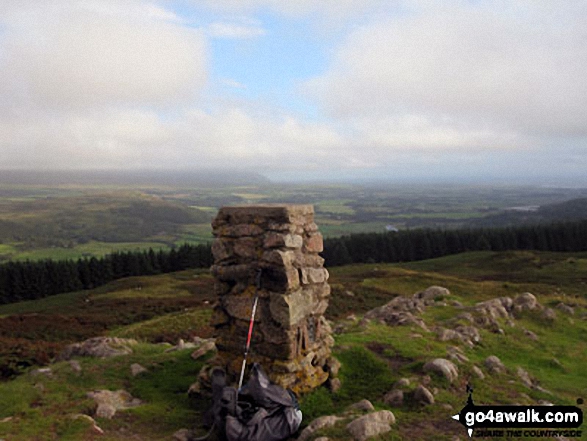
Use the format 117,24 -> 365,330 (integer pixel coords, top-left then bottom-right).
206,363 -> 302,441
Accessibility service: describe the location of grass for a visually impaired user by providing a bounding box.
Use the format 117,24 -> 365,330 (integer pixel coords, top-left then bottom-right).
1,250 -> 587,440
0,345 -> 211,441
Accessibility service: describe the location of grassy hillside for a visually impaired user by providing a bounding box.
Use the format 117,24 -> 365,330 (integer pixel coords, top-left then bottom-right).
0,251 -> 586,440
0,193 -> 211,261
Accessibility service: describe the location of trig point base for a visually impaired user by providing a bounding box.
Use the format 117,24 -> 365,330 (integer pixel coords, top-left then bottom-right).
208,204 -> 335,395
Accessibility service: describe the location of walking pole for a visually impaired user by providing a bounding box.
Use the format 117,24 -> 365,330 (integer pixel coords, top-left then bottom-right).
237,268 -> 262,390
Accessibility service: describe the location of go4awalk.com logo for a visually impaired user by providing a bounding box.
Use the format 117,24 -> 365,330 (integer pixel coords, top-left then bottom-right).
451,385 -> 584,438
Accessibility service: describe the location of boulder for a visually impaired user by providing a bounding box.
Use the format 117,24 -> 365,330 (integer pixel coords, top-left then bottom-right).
413,385 -> 435,405
346,410 -> 395,441
423,358 -> 459,383
471,365 -> 485,379
513,292 -> 540,313
542,308 -> 557,321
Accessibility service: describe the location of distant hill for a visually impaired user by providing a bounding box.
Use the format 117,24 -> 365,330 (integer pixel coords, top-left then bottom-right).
468,196 -> 587,227
0,169 -> 270,187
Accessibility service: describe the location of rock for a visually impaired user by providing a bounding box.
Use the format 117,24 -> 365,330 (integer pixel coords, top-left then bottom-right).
31,367 -> 52,377
315,438 -> 330,441
191,339 -> 217,360
413,385 -> 435,405
513,292 -> 540,313
348,399 -> 375,413
70,414 -> 104,434
346,410 -> 395,441
523,329 -> 539,341
69,360 -> 82,373
383,389 -> 404,407
516,367 -> 533,388
173,428 -> 192,441
471,297 -> 512,328
556,303 -> 575,315
542,308 -> 557,321
471,365 -> 485,379
485,355 -> 506,374
423,358 -> 459,383
130,363 -> 147,377
327,378 -> 341,393
394,378 -> 410,389
447,347 -> 469,364
87,390 -> 142,419
59,337 -> 137,360
297,415 -> 342,441
325,357 -> 341,377
414,286 -> 450,302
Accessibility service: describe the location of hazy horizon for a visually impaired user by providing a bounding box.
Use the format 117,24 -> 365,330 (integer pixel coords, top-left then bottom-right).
1,1 -> 586,183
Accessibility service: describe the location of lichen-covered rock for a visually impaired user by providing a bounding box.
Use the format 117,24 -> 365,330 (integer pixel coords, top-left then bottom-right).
557,303 -> 575,315
130,363 -> 147,377
513,292 -> 540,313
348,399 -> 375,413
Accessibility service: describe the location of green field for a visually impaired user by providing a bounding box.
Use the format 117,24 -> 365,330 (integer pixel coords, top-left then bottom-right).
0,182 -> 586,264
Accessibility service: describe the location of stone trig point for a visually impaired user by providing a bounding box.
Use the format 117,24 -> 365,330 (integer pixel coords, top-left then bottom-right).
209,204 -> 335,395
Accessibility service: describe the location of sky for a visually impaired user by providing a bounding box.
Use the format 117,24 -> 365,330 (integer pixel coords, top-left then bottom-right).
0,0 -> 586,184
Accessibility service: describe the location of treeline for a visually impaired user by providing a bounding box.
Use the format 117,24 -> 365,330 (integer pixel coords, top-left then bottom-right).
0,244 -> 213,304
2,219 -> 587,305
322,219 -> 587,266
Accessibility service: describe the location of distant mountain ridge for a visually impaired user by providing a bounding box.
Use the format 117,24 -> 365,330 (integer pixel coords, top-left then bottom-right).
0,169 -> 270,187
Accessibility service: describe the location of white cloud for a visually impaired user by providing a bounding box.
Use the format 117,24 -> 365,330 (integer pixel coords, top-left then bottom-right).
207,21 -> 266,39
0,1 -> 207,111
188,0 -> 389,19
305,0 -> 587,148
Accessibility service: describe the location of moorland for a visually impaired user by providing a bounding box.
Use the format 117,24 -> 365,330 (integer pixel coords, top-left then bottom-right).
0,170 -> 586,440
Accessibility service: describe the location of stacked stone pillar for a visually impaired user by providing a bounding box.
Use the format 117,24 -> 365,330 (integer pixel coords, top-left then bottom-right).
210,205 -> 334,395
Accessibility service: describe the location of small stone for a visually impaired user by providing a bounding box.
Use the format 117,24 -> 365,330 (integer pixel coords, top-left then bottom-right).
173,428 -> 192,441
556,303 -> 575,315
542,308 -> 557,321
485,355 -> 506,374
413,385 -> 435,405
423,358 -> 459,383
383,389 -> 404,407
471,365 -> 485,379
315,438 -> 331,441
523,329 -> 539,341
516,367 -> 533,388
69,360 -> 82,373
327,378 -> 341,393
348,399 -> 375,413
346,410 -> 395,441
414,286 -> 450,301
297,415 -> 342,441
31,367 -> 52,377
130,363 -> 147,377
70,414 -> 104,434
394,378 -> 410,389
191,340 -> 217,360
